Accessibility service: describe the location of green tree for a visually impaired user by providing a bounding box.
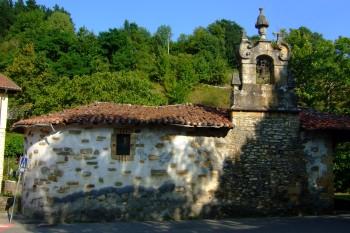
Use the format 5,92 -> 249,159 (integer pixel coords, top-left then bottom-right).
208,19 -> 242,68
0,0 -> 15,39
334,142 -> 350,192
5,43 -> 52,116
5,133 -> 24,157
286,27 -> 350,114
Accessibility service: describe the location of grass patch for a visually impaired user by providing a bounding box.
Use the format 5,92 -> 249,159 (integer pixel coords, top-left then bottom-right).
187,84 -> 231,108
3,156 -> 18,181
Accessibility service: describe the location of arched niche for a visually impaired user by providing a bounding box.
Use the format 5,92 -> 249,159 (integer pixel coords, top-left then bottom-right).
256,55 -> 274,84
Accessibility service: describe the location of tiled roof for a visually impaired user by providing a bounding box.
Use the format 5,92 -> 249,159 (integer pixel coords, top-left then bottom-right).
299,110 -> 350,130
0,74 -> 21,92
12,102 -> 233,129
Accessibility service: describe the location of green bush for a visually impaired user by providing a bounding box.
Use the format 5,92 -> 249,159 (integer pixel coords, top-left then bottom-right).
334,142 -> 350,192
5,133 -> 24,157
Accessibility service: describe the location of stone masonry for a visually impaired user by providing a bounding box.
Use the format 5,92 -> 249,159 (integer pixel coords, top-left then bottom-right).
21,126 -> 231,222
214,111 -> 306,216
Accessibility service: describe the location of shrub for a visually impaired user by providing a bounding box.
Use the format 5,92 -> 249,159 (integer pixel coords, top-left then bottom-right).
5,132 -> 24,157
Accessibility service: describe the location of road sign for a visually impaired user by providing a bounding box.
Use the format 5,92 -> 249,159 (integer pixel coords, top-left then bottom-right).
19,155 -> 28,173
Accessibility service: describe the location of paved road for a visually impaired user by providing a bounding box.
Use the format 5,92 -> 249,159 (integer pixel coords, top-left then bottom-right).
0,213 -> 349,233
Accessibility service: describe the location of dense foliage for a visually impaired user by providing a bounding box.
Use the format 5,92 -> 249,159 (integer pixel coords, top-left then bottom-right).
334,142 -> 350,192
0,1 -> 349,190
0,0 -> 242,116
286,27 -> 350,114
4,132 -> 23,157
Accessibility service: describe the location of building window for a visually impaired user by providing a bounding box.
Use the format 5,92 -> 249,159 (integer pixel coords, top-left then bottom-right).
116,134 -> 130,155
111,129 -> 136,161
256,55 -> 274,84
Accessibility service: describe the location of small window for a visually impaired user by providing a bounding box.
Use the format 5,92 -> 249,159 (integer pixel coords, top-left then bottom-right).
117,134 -> 130,155
111,129 -> 136,161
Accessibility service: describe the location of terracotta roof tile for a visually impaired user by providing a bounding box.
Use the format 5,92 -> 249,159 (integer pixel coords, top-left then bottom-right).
299,110 -> 350,130
12,102 -> 233,130
0,74 -> 21,92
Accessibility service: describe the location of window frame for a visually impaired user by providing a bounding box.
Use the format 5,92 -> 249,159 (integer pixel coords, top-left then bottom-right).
111,128 -> 136,161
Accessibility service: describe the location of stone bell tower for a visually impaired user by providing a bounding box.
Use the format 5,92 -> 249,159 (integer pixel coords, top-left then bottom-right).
223,9 -> 305,215
231,8 -> 297,111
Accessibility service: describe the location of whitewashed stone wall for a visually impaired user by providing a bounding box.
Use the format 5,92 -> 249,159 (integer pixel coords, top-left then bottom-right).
302,132 -> 333,210
22,125 -> 230,222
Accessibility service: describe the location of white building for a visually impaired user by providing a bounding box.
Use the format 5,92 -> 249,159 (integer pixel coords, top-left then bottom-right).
0,74 -> 21,193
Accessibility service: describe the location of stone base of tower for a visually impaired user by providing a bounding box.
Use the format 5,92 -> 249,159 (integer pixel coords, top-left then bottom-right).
208,110 -> 311,217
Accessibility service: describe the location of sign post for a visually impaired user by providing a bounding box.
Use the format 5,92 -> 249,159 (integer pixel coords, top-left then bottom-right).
9,155 -> 28,223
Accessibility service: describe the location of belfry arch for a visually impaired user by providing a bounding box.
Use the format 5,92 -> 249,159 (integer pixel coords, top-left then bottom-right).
256,55 -> 274,84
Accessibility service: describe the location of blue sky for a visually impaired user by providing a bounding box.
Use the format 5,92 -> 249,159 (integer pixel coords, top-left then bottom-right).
36,0 -> 349,41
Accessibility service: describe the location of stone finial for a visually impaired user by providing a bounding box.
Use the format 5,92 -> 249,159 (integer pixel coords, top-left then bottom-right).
241,29 -> 248,41
255,8 -> 269,40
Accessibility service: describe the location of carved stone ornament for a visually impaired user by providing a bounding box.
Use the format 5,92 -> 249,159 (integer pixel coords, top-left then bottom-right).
277,42 -> 291,61
239,40 -> 253,59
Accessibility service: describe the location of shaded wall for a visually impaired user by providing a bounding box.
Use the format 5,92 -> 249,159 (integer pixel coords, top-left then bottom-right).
214,111 -> 307,216
301,131 -> 334,211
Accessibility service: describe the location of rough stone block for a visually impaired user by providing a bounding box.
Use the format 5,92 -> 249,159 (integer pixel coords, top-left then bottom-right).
176,170 -> 188,176
68,130 -> 82,135
82,155 -> 97,160
148,154 -> 159,161
75,168 -> 82,172
155,143 -> 164,148
123,170 -> 132,175
85,184 -> 95,189
66,181 -> 79,186
93,150 -> 100,155
57,186 -> 69,193
56,161 -> 67,164
188,154 -> 196,159
80,148 -> 93,155
51,136 -> 60,141
86,161 -> 98,165
56,151 -> 73,156
115,181 -> 123,187
52,148 -> 63,153
48,174 -> 57,182
96,136 -> 106,141
82,171 -> 92,177
151,169 -> 168,176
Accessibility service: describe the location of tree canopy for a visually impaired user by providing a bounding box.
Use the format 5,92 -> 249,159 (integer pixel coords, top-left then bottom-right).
0,0 -> 349,117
